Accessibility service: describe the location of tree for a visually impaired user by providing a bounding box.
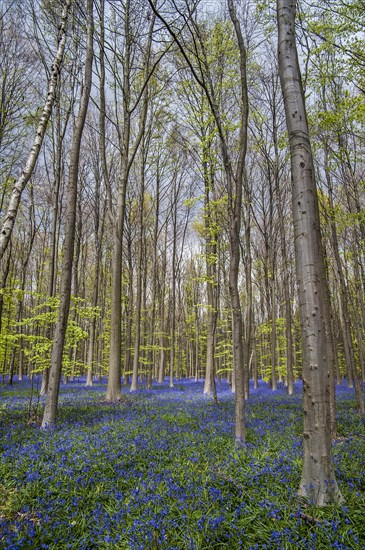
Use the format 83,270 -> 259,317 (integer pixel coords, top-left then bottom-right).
41,0 -> 93,428
0,0 -> 71,261
40,39 -> 75,395
130,141 -> 148,392
175,70 -> 220,398
85,115 -> 106,387
277,0 -> 343,505
105,0 -> 155,401
149,0 -> 249,447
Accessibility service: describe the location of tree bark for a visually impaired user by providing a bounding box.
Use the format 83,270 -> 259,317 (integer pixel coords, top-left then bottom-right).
169,183 -> 178,389
41,0 -> 93,428
227,0 -> 249,447
130,149 -> 146,392
325,147 -> 364,414
277,0 -> 343,505
202,139 -> 217,400
41,93 -> 71,396
86,162 -> 105,386
158,230 -> 168,384
278,206 -> 294,394
243,175 -> 253,399
149,0 -> 248,445
0,0 -> 71,261
106,2 -> 154,401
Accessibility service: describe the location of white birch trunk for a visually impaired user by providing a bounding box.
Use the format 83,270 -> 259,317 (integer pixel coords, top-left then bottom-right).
0,0 -> 71,261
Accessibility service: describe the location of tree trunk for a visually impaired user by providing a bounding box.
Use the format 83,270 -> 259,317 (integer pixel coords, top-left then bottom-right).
279,215 -> 294,395
107,211 -> 125,400
106,2 -> 154,400
326,149 -> 364,414
353,254 -> 365,383
86,201 -> 104,386
149,157 -> 161,385
130,151 -> 146,392
158,234 -> 167,384
277,0 -> 343,505
169,197 -> 177,389
243,176 -> 253,399
270,277 -> 277,390
41,94 -> 69,396
124,231 -> 134,386
227,0 -> 249,448
202,142 -> 217,399
41,0 -> 93,428
323,251 -> 338,438
105,0 -> 131,401
0,243 -> 12,335
273,99 -> 294,394
0,0 -> 71,260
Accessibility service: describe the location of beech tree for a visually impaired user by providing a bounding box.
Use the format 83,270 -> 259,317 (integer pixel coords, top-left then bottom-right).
277,0 -> 343,505
41,0 -> 93,428
105,0 -> 156,401
130,140 -> 148,392
86,135 -> 106,386
149,0 -> 250,446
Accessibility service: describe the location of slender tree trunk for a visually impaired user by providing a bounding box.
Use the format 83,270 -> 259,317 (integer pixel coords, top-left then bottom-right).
227,0 -> 249,448
169,200 -> 177,389
41,96 -> 69,396
13,227 -> 36,384
194,305 -> 200,382
106,3 -> 154,400
320,132 -> 343,434
277,0 -> 343,505
0,0 -> 71,260
106,0 -> 131,401
149,158 -> 161,385
326,149 -> 364,414
252,337 -> 258,389
130,152 -> 146,392
86,209 -> 104,386
158,301 -> 166,383
273,105 -> 294,394
124,232 -> 134,385
0,243 -> 12,335
203,142 -> 217,399
158,234 -> 167,384
279,214 -> 294,395
243,176 -> 253,399
323,256 -> 338,438
353,255 -> 365,383
270,277 -> 277,390
41,0 -> 93,428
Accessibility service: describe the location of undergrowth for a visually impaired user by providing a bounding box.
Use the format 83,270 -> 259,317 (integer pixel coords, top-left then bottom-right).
0,379 -> 364,549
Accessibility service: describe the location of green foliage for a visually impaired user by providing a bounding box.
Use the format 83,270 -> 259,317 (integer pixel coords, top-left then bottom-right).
0,176 -> 16,210
10,294 -> 99,375
257,317 -> 301,381
254,0 -> 276,36
183,195 -> 203,209
215,310 -> 233,373
0,284 -> 21,372
302,0 -> 365,92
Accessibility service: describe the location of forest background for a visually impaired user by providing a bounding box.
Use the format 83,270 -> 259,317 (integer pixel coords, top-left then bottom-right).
0,0 -> 365,534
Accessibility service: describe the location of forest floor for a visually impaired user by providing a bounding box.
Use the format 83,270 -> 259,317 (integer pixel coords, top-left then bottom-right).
0,378 -> 364,549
